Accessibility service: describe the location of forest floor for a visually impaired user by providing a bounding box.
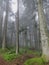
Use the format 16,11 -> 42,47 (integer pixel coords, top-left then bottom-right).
10,53 -> 37,65
0,54 -> 49,65
0,49 -> 49,65
46,63 -> 49,65
0,53 -> 37,65
0,56 -> 9,65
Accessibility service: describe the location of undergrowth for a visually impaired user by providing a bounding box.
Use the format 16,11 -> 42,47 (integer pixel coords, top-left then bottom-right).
0,48 -> 41,61
24,57 -> 46,65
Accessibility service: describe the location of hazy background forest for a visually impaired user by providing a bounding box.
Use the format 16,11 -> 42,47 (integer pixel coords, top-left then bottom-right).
0,0 -> 49,65
0,0 -> 49,49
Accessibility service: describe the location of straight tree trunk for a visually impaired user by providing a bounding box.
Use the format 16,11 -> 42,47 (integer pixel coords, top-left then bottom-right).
29,29 -> 32,48
0,15 -> 3,47
2,0 -> 9,49
23,31 -> 26,48
33,17 -> 38,50
25,30 -> 28,48
37,0 -> 49,61
16,0 -> 19,54
11,32 -> 13,47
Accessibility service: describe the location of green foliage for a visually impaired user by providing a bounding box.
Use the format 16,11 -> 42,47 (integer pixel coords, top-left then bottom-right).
0,48 -> 41,61
0,48 -> 20,61
2,53 -> 16,61
24,57 -> 45,65
0,48 -> 9,53
2,52 -> 21,61
20,48 -> 41,56
26,50 -> 41,56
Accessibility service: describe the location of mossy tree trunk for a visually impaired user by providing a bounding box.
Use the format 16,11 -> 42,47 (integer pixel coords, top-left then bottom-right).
37,0 -> 49,61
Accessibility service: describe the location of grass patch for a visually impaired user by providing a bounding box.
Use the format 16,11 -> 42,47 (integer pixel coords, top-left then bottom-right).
24,57 -> 45,65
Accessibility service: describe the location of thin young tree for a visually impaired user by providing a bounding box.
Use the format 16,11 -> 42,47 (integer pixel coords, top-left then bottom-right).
10,22 -> 15,47
15,0 -> 19,54
0,15 -> 3,47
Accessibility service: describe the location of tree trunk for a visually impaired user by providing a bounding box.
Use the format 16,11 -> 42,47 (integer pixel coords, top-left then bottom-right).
23,31 -> 26,48
33,17 -> 38,50
29,29 -> 32,48
0,15 -> 3,47
2,0 -> 9,49
37,0 -> 49,61
16,0 -> 19,54
11,32 -> 13,47
25,30 -> 28,48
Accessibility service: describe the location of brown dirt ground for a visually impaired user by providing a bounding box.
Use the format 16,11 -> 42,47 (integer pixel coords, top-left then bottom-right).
0,54 -> 36,65
46,62 -> 49,65
10,54 -> 37,65
0,56 -> 9,65
0,54 -> 49,65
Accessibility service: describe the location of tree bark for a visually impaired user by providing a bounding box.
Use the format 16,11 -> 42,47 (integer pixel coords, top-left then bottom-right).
2,0 -> 9,49
16,0 -> 19,54
0,16 -> 3,44
33,17 -> 38,50
37,0 -> 49,61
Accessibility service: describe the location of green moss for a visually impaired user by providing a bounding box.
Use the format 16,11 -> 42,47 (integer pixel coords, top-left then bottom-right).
42,55 -> 46,62
24,57 -> 45,65
42,55 -> 49,62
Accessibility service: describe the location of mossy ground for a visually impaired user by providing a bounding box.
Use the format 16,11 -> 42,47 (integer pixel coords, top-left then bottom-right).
24,57 -> 46,65
0,48 -> 49,65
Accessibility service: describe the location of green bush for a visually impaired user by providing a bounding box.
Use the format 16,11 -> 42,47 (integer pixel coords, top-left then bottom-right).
24,58 -> 45,65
